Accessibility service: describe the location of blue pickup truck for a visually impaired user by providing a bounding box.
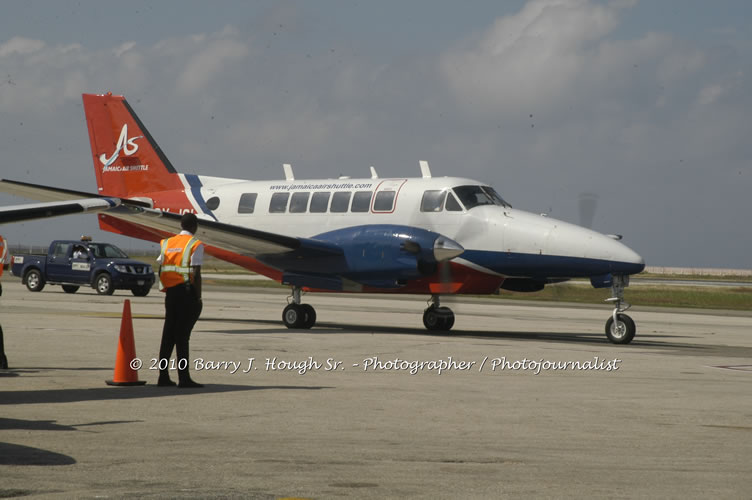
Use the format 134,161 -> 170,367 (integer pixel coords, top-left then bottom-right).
11,239 -> 155,296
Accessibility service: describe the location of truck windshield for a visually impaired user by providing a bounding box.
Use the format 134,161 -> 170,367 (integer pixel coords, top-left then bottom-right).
88,243 -> 129,259
452,185 -> 511,209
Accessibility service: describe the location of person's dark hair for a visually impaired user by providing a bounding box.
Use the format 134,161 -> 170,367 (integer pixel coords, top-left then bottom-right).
181,213 -> 198,233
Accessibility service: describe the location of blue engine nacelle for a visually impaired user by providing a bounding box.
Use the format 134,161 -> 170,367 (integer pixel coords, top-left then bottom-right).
314,224 -> 463,284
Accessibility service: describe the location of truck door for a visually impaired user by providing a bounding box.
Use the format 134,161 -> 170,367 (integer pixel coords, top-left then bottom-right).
46,242 -> 73,282
47,242 -> 93,283
69,245 -> 93,283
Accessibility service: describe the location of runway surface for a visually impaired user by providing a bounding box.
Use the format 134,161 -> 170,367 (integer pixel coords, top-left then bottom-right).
1,282 -> 750,498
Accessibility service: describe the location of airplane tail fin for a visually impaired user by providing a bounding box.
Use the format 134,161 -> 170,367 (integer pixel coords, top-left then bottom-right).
82,93 -> 184,199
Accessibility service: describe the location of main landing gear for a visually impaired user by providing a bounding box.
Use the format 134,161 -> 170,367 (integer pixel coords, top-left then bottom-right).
604,275 -> 636,344
423,295 -> 455,331
282,286 -> 317,329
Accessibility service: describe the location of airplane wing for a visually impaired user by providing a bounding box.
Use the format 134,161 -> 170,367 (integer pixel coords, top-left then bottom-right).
104,204 -> 342,257
0,198 -> 121,224
0,179 -> 343,259
0,178 -> 146,203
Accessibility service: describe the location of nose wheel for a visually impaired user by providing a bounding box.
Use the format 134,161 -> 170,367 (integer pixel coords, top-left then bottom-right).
423,295 -> 455,331
605,276 -> 636,344
282,287 -> 317,329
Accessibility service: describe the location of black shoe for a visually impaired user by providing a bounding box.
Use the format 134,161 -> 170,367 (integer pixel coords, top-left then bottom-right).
178,380 -> 203,388
157,378 -> 177,387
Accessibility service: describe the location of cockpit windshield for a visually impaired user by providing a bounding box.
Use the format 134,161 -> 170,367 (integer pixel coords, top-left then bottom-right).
452,185 -> 511,210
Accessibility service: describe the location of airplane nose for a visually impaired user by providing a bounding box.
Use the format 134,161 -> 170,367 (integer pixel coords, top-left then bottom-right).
546,220 -> 645,275
609,238 -> 645,274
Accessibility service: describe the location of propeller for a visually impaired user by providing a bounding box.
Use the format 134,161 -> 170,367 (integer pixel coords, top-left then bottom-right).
437,259 -> 455,294
404,236 -> 463,294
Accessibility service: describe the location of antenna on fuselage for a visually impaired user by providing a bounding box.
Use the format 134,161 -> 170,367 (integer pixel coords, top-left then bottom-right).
419,160 -> 432,178
283,163 -> 294,181
370,166 -> 379,179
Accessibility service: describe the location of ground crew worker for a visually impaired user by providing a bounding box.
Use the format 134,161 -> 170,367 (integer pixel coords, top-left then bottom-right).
156,214 -> 204,388
0,234 -> 8,369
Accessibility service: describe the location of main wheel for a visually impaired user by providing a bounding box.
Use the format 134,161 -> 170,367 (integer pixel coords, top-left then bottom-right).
441,308 -> 455,331
282,304 -> 306,329
301,304 -> 317,329
605,313 -> 636,344
95,273 -> 115,295
423,306 -> 455,331
131,285 -> 151,297
25,269 -> 45,292
62,285 -> 80,294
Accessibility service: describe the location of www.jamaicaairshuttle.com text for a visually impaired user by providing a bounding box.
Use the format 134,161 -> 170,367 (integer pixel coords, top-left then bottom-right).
183,356 -> 622,375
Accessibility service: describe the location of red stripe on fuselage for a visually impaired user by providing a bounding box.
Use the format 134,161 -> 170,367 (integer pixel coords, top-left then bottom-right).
306,261 -> 504,295
373,261 -> 504,295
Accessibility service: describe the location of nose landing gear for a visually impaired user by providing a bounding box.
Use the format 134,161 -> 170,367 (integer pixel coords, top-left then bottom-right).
605,275 -> 636,344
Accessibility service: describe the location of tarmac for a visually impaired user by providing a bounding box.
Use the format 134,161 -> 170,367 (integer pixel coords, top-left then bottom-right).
0,280 -> 751,499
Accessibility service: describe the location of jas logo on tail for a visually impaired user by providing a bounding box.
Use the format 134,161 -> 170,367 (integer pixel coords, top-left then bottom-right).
99,124 -> 144,169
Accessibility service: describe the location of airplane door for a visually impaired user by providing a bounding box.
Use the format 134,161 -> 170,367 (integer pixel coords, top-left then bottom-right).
371,179 -> 407,214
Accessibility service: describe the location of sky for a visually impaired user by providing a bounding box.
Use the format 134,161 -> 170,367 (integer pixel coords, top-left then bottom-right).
0,0 -> 750,268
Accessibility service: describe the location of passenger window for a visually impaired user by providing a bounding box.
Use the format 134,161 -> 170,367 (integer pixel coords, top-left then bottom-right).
269,192 -> 290,213
310,192 -> 330,213
351,191 -> 372,212
330,192 -> 351,213
421,190 -> 446,212
238,193 -> 257,214
373,191 -> 396,212
445,192 -> 463,212
53,243 -> 71,258
206,196 -> 220,210
290,192 -> 310,213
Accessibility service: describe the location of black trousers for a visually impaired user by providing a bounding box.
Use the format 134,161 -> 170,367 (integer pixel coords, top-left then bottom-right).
158,284 -> 202,382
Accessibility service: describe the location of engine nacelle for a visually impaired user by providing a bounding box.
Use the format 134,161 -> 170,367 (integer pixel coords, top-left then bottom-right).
315,224 -> 463,282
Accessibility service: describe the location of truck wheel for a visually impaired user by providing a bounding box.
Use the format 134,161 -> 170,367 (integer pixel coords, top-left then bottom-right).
131,285 -> 151,297
25,269 -> 45,292
95,273 -> 114,295
62,285 -> 80,294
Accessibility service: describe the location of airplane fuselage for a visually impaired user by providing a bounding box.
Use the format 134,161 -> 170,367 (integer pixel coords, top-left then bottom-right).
124,172 -> 644,295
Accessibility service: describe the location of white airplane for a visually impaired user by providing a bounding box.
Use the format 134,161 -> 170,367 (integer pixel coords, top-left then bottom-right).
0,93 -> 645,343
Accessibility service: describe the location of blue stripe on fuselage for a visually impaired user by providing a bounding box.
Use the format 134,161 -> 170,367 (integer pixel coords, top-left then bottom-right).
184,174 -> 217,221
462,250 -> 645,278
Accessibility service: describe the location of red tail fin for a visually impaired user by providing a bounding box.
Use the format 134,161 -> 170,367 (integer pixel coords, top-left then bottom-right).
83,93 -> 184,198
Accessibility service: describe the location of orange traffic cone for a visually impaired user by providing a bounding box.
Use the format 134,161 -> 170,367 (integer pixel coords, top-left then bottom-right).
106,299 -> 147,386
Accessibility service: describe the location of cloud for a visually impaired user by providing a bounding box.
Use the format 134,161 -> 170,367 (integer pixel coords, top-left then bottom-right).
440,0 -> 628,115
176,37 -> 250,95
0,36 -> 44,57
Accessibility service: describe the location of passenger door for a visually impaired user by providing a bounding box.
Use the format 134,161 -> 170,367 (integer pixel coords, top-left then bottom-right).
46,242 -> 73,282
371,179 -> 407,214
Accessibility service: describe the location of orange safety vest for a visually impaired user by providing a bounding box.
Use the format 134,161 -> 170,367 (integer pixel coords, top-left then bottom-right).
0,235 -> 6,278
158,234 -> 201,291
